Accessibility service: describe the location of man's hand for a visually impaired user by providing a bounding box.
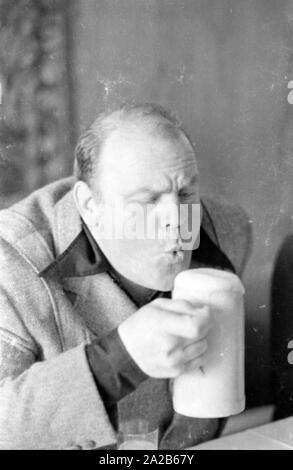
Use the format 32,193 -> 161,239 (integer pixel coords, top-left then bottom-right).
117,298 -> 212,379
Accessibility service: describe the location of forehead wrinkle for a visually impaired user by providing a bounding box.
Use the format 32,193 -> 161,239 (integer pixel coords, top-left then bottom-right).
128,171 -> 198,197
124,175 -> 172,198
97,128 -> 198,193
103,124 -> 195,159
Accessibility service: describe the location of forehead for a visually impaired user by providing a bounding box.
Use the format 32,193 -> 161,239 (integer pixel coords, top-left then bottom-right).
97,126 -> 198,193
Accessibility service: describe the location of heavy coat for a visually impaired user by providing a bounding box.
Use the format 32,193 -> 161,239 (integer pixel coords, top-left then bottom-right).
0,178 -> 252,449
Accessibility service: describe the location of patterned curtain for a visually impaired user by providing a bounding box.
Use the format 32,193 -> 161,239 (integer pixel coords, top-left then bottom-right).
0,0 -> 75,208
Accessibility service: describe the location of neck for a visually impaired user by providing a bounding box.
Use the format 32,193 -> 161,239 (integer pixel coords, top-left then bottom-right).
113,270 -> 158,307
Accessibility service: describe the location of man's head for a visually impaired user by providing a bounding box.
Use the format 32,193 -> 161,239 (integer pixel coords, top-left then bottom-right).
73,103 -> 200,291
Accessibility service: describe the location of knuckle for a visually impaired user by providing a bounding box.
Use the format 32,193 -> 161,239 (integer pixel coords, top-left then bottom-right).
185,356 -> 203,371
162,336 -> 174,353
185,317 -> 199,337
175,299 -> 193,310
202,308 -> 212,325
193,342 -> 206,358
152,298 -> 168,308
198,339 -> 208,354
169,364 -> 182,377
160,348 -> 170,362
203,307 -> 211,319
192,324 -> 200,338
172,351 -> 184,367
160,349 -> 172,366
163,347 -> 183,368
147,308 -> 162,325
165,354 -> 177,368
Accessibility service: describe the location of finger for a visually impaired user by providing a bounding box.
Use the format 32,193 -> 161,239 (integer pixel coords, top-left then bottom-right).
182,338 -> 208,359
166,302 -> 212,332
168,339 -> 208,365
183,353 -> 206,372
168,352 -> 207,377
168,336 -> 200,352
154,297 -> 207,315
163,308 -> 212,339
154,298 -> 213,337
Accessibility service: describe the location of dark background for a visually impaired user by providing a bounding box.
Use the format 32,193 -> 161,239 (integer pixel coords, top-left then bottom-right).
1,0 -> 293,407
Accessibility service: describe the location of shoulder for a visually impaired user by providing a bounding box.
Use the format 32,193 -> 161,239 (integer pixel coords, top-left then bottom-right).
0,177 -> 73,234
0,234 -> 54,352
201,197 -> 253,276
0,177 -> 74,266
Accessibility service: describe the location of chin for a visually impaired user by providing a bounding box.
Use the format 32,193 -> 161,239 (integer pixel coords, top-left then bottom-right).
147,268 -> 184,292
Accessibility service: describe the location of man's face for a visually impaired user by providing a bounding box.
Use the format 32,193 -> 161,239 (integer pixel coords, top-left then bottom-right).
91,126 -> 200,291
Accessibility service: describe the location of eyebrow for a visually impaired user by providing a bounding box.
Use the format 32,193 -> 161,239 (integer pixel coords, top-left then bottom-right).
180,175 -> 198,188
125,175 -> 198,199
125,187 -> 162,199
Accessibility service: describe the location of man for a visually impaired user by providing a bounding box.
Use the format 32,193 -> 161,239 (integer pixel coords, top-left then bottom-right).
0,103 -> 252,449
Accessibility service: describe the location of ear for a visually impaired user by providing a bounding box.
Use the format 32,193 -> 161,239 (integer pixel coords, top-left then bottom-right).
73,181 -> 100,229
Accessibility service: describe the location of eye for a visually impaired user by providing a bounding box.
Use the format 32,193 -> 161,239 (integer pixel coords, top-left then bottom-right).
179,190 -> 194,200
148,194 -> 160,204
135,194 -> 160,204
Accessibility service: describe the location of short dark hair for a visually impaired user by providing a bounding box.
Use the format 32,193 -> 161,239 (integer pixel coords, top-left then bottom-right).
74,102 -> 193,189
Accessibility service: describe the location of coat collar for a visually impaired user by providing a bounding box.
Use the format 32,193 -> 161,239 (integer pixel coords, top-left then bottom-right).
52,186 -> 82,257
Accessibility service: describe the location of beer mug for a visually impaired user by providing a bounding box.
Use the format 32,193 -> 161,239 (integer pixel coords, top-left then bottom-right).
172,268 -> 245,418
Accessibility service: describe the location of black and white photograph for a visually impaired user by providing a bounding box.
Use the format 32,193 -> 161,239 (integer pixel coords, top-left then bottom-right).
0,0 -> 293,454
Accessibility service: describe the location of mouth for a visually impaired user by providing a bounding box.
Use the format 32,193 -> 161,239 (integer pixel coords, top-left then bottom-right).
161,247 -> 185,264
164,244 -> 183,254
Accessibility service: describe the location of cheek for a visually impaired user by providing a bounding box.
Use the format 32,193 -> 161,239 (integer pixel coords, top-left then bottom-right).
115,238 -> 158,257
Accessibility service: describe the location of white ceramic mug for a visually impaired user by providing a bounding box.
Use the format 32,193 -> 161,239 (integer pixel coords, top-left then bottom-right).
172,268 -> 245,418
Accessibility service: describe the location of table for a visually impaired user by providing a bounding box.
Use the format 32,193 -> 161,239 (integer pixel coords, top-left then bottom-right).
188,417 -> 293,450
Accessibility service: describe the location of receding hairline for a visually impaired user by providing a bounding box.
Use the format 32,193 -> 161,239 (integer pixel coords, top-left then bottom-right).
96,119 -> 195,176
74,103 -> 196,191
101,119 -> 194,151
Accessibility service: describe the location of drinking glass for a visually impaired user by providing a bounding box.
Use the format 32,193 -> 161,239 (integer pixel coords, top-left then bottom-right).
117,419 -> 158,450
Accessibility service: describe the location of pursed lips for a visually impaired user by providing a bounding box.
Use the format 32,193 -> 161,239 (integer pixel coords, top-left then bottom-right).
164,244 -> 183,253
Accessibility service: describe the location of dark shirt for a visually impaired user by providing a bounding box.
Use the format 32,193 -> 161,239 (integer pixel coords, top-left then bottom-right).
40,223 -> 172,416
40,217 -> 235,444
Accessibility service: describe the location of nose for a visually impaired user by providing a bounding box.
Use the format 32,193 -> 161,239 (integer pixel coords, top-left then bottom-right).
156,193 -> 181,231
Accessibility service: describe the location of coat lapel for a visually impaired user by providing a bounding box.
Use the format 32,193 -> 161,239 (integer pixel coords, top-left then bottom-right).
52,185 -> 82,257
62,273 -> 137,339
